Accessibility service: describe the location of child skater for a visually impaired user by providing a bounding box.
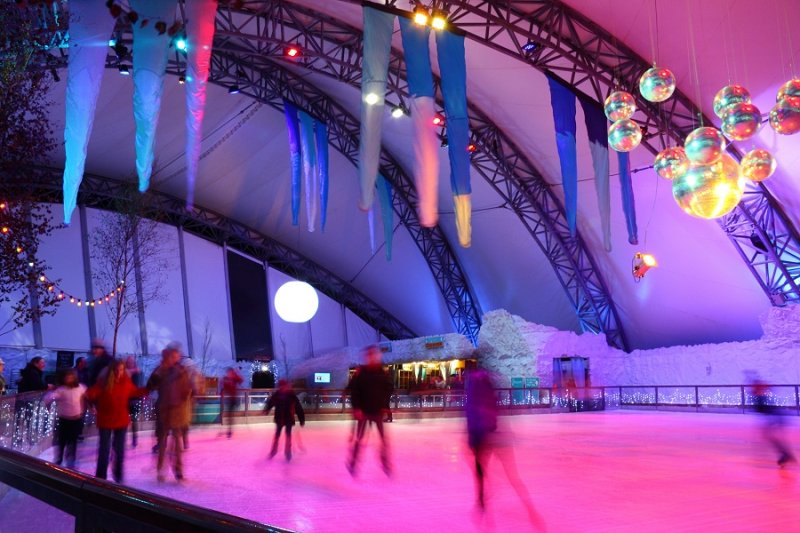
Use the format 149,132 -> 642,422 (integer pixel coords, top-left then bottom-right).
45,368 -> 87,468
265,379 -> 305,461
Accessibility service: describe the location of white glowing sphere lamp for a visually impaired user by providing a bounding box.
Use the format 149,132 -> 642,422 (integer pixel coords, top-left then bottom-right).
274,281 -> 319,323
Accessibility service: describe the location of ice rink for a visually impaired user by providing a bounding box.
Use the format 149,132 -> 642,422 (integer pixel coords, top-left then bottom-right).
3,411 -> 800,532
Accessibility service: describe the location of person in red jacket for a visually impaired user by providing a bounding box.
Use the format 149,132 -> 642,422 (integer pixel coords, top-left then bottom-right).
87,360 -> 148,482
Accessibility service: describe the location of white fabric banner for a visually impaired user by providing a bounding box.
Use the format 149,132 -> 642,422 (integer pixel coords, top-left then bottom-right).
62,0 -> 116,224
131,0 -> 177,193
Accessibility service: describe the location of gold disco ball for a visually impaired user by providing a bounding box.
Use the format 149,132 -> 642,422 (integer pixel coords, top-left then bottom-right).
740,148 -> 777,182
672,154 -> 745,219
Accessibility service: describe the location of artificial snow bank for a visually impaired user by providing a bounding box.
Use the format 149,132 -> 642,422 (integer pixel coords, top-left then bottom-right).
478,305 -> 800,386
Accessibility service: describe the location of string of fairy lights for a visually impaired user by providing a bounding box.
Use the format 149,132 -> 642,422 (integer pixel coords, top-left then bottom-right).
1,200 -> 126,308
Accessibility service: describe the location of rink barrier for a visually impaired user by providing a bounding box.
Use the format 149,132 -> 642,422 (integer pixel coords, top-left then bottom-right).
0,446 -> 294,532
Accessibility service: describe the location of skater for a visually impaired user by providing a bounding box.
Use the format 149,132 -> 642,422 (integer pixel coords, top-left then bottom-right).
346,345 -> 393,476
221,367 -> 243,438
44,369 -> 86,468
752,378 -> 796,467
265,379 -> 305,461
125,356 -> 143,448
147,346 -> 193,481
465,368 -> 545,529
87,339 -> 114,387
87,360 -> 148,482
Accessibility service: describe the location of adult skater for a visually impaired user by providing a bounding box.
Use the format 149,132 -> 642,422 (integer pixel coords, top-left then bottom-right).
752,378 -> 796,467
346,345 -> 393,476
87,360 -> 148,482
464,367 -> 545,530
221,367 -> 243,438
265,379 -> 305,461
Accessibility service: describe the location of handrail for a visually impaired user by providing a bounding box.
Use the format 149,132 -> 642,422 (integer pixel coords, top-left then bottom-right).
0,447 -> 293,532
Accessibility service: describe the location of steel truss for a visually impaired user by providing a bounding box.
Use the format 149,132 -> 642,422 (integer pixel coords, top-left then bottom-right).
368,0 -> 800,304
0,168 -> 416,341
209,1 -> 629,349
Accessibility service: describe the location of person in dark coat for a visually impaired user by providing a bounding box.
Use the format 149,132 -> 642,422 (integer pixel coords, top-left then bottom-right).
87,339 -> 114,387
265,379 -> 305,461
18,357 -> 48,392
74,357 -> 89,386
346,345 -> 393,476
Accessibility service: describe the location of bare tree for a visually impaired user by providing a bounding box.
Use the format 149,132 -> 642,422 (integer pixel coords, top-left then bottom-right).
91,191 -> 170,356
198,316 -> 214,375
278,333 -> 291,380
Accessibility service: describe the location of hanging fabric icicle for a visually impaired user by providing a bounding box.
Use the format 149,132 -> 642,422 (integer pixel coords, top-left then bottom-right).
282,100 -> 302,226
368,206 -> 376,254
435,29 -> 472,248
298,111 -> 318,232
547,75 -> 579,238
183,0 -> 218,210
315,121 -> 329,232
376,175 -> 394,261
618,151 -> 639,244
580,97 -> 612,251
62,0 -> 116,225
358,7 -> 395,212
399,17 -> 439,228
131,0 -> 177,194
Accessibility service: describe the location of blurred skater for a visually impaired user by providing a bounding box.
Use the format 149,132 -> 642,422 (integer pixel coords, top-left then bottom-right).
87,360 -> 148,482
147,346 -> 193,481
265,379 -> 305,461
346,345 -> 393,476
752,378 -> 796,468
45,369 -> 86,468
221,367 -> 243,438
465,368 -> 545,530
125,356 -> 143,448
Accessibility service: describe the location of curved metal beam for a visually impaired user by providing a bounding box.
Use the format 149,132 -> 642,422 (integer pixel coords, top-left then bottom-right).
0,168 -> 416,340
396,0 -> 800,304
210,1 -> 629,349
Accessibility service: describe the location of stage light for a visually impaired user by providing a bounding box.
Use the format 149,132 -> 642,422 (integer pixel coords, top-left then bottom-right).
175,37 -> 188,52
391,105 -> 405,118
274,281 -> 319,323
113,42 -> 129,60
632,252 -> 657,280
108,38 -> 117,47
431,10 -> 447,30
522,40 -> 539,53
1,227 -> 8,234
365,92 -> 380,105
432,113 -> 444,126
440,135 -> 448,147
413,5 -> 429,26
178,75 -> 185,84
467,143 -> 477,153
118,65 -> 130,75
0,202 -> 5,209
228,84 -> 240,94
284,46 -> 301,58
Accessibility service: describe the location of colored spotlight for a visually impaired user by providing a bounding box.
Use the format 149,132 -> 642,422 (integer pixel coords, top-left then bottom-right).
431,11 -> 447,30
632,252 -> 657,280
284,46 -> 301,58
432,113 -> 445,126
175,37 -> 188,52
413,6 -> 429,26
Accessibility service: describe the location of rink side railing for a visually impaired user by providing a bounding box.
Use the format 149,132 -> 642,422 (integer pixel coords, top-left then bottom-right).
4,385 -> 800,455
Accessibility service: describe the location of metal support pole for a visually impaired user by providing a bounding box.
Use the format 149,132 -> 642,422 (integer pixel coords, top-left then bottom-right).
177,227 -> 194,357
694,386 -> 700,412
221,243 -> 237,360
78,206 -> 97,340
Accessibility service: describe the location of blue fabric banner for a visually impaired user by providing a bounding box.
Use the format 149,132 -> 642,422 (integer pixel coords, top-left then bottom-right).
617,151 -> 639,245
376,175 -> 394,261
547,75 -> 579,237
436,29 -> 471,247
299,110 -> 318,232
399,17 -> 434,97
282,100 -> 302,226
315,121 -> 329,232
580,97 -> 612,251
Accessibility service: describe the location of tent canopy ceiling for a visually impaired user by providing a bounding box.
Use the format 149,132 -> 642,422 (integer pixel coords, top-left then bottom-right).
40,0 -> 800,350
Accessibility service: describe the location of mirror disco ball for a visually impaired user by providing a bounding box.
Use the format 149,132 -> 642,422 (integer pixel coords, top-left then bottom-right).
721,102 -> 761,141
713,84 -> 751,118
684,126 -> 726,165
654,146 -> 689,180
777,79 -> 800,101
672,154 -> 744,219
741,148 -> 777,182
604,90 -> 637,121
608,119 -> 642,152
769,96 -> 800,135
639,66 -> 676,103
